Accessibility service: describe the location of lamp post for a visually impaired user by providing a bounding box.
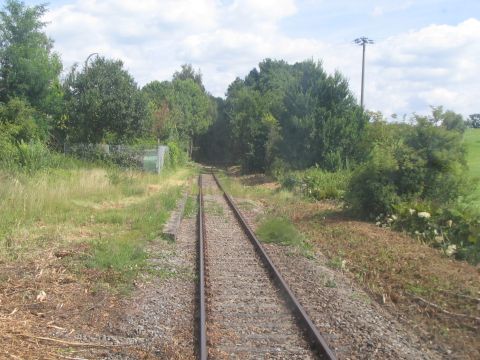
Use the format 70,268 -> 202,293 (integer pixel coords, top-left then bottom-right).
354,37 -> 374,108
84,52 -> 99,70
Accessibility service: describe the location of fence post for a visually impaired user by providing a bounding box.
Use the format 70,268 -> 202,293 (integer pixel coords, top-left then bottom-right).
157,145 -> 161,174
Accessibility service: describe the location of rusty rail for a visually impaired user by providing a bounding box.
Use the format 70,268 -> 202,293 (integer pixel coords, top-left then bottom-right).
197,174 -> 207,360
211,172 -> 337,360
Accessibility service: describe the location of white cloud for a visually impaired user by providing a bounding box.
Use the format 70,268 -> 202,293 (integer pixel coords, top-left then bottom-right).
364,18 -> 480,116
43,0 -> 480,116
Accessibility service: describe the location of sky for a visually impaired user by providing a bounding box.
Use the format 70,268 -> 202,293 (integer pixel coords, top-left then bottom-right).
23,0 -> 480,117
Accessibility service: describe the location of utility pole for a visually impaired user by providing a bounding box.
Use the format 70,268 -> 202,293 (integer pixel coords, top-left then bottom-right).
354,37 -> 374,108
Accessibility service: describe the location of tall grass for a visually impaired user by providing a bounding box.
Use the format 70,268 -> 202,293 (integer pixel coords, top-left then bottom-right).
0,165 -> 195,260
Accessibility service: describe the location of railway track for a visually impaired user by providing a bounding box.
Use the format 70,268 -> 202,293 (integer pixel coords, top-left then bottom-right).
197,173 -> 336,359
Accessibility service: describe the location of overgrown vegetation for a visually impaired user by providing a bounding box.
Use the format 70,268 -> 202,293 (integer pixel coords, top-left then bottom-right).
278,167 -> 351,201
219,171 -> 480,359
0,164 -> 195,288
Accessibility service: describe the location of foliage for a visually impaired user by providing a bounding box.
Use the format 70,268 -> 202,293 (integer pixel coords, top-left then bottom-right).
257,216 -> 312,257
204,59 -> 367,173
430,106 -> 466,133
0,97 -> 44,142
165,140 -> 188,169
346,146 -> 400,217
279,167 -> 351,200
464,128 -> 480,207
346,111 -> 470,218
467,113 -> 480,129
64,56 -> 149,143
0,0 -> 62,110
142,64 -> 216,156
389,202 -> 480,264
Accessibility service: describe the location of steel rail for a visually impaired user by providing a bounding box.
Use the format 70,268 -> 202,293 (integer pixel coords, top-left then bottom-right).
197,174 -> 207,360
211,172 -> 337,360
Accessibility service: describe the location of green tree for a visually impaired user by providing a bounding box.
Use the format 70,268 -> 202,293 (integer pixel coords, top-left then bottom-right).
64,57 -> 149,143
468,113 -> 480,128
429,106 -> 466,133
172,63 -> 204,90
0,0 -> 62,110
217,59 -> 367,172
142,67 -> 216,156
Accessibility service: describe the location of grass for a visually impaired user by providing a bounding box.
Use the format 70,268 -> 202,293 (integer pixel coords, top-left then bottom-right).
464,128 -> 480,206
254,214 -> 314,258
0,164 -> 197,290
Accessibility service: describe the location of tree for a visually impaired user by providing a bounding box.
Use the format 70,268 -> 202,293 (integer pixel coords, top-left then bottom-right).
217,59 -> 367,172
142,68 -> 216,156
172,64 -> 204,90
64,57 -> 148,143
429,106 -> 466,133
468,114 -> 480,129
0,0 -> 62,110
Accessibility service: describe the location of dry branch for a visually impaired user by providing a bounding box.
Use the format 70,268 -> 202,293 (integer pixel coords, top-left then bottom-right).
11,332 -> 134,348
410,294 -> 480,323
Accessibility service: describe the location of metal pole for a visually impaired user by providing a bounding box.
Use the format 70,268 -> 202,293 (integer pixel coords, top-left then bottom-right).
361,42 -> 366,108
354,37 -> 373,109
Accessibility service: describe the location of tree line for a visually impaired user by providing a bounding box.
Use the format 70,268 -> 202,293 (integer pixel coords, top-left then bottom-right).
0,0 -> 216,161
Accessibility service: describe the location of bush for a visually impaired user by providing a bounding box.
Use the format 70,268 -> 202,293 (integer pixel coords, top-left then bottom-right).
345,146 -> 400,217
166,140 -> 188,169
390,202 -> 480,264
0,137 -> 78,173
346,118 -> 470,218
279,167 -> 351,200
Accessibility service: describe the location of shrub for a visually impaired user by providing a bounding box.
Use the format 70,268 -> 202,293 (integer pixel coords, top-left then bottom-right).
0,137 -> 78,173
346,118 -> 470,218
279,167 -> 351,201
166,140 -> 187,169
391,201 -> 480,264
345,146 -> 400,217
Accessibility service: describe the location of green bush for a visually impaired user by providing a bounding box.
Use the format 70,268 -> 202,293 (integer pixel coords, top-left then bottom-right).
346,118 -> 470,219
0,137 -> 79,173
256,217 -> 312,256
345,146 -> 400,217
279,167 -> 351,200
166,140 -> 187,168
391,202 -> 480,264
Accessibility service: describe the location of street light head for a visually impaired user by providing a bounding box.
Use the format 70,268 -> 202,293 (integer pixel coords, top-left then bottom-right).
354,37 -> 374,45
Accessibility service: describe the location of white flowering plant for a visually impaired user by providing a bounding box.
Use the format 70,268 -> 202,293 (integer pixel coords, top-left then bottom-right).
390,201 -> 480,264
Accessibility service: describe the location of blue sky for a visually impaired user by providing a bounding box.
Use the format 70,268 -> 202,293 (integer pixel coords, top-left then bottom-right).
22,0 -> 480,116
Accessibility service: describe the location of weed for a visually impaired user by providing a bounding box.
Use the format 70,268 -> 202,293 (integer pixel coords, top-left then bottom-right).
184,195 -> 198,218
256,216 -> 313,257
325,278 -> 337,288
205,201 -> 224,216
327,256 -> 345,270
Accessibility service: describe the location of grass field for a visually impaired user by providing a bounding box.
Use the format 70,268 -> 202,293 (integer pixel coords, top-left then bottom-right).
0,165 -> 196,290
464,128 -> 480,205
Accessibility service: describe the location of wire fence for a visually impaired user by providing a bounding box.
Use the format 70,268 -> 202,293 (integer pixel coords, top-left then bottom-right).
64,143 -> 169,173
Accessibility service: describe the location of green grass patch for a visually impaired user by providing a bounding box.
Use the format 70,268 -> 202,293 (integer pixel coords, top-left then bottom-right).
256,216 -> 313,257
184,195 -> 198,218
